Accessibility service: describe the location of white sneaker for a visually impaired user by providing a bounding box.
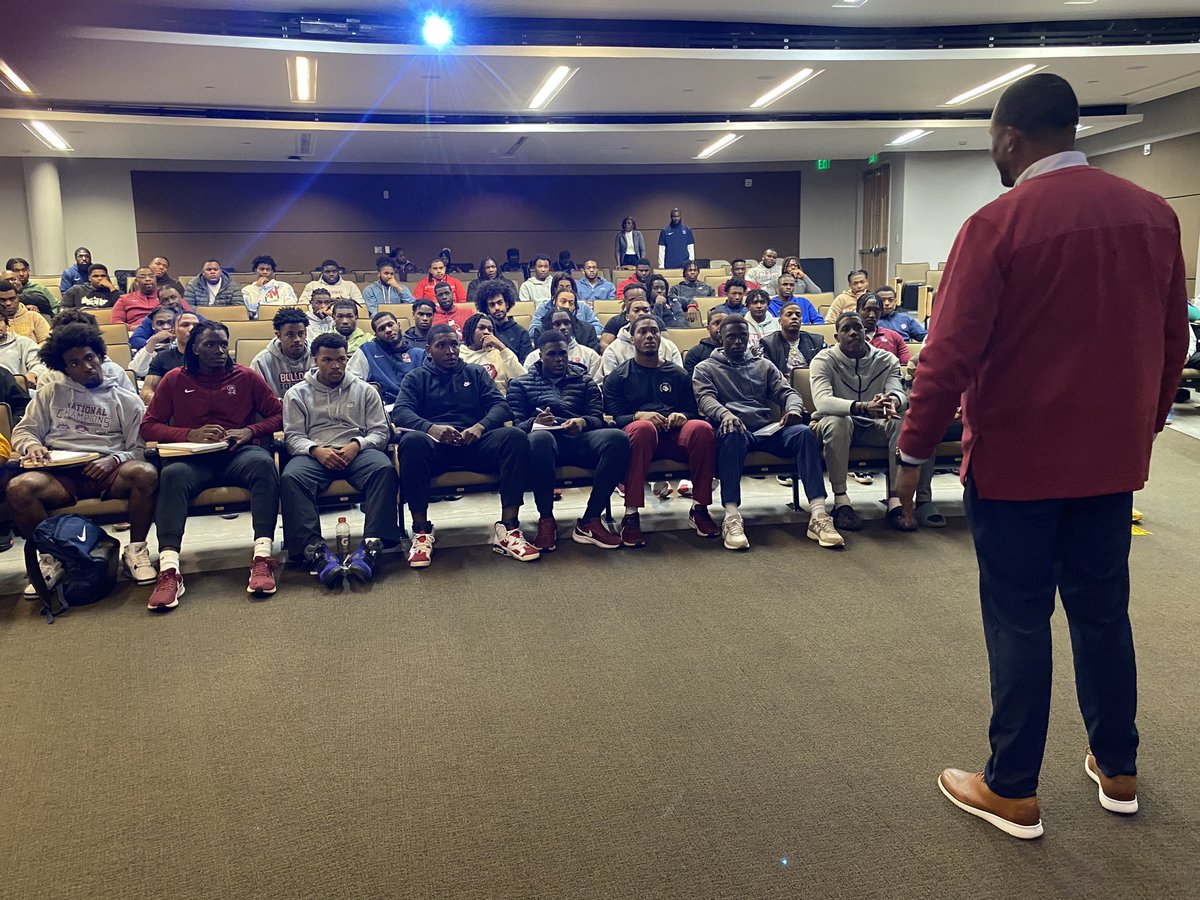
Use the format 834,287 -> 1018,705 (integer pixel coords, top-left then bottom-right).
24,552 -> 64,598
852,471 -> 874,486
121,542 -> 157,585
807,513 -> 845,549
407,529 -> 436,568
652,480 -> 674,500
721,513 -> 750,551
490,522 -> 541,562
677,479 -> 693,498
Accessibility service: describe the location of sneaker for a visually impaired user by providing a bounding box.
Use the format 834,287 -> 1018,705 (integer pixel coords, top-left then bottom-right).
1085,751 -> 1138,814
573,517 -> 622,549
533,516 -> 558,552
345,539 -> 383,583
852,471 -> 874,485
689,506 -> 720,538
247,555 -> 279,595
492,522 -> 541,562
721,513 -> 750,551
620,512 -> 646,548
677,479 -> 693,499
308,541 -> 344,587
776,474 -> 794,487
408,529 -> 435,568
615,483 -> 625,498
652,480 -> 673,500
24,552 -> 64,599
807,513 -> 845,549
121,543 -> 157,585
831,504 -> 863,532
148,568 -> 185,611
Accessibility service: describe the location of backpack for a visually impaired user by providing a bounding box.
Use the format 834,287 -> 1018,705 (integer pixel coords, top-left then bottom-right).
25,514 -> 121,623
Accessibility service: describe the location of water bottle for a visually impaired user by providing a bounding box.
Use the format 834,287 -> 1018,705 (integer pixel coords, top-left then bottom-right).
335,517 -> 351,561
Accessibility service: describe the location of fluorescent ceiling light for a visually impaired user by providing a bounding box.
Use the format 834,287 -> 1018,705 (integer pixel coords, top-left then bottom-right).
695,133 -> 743,160
1075,124 -> 1093,133
748,68 -> 822,109
23,121 -> 73,152
288,56 -> 317,103
1063,1 -> 1098,5
527,65 -> 578,110
886,129 -> 932,147
832,0 -> 869,6
943,64 -> 1040,106
0,60 -> 32,94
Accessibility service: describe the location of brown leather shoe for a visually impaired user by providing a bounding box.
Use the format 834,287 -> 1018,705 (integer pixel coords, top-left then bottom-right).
938,768 -> 1043,839
1085,751 -> 1138,814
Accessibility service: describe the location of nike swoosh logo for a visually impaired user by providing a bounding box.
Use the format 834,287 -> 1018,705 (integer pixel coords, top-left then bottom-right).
76,530 -> 87,542
184,389 -> 196,393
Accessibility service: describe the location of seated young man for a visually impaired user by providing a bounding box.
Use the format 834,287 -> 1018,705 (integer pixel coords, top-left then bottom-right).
599,293 -> 682,379
37,311 -> 136,393
299,259 -> 364,306
9,324 -> 158,595
743,288 -> 780,350
362,255 -> 415,316
392,324 -> 539,567
711,278 -> 749,318
347,310 -> 425,405
603,315 -> 718,545
474,278 -> 532,360
875,284 -> 927,342
431,280 -> 473,336
459,314 -> 528,395
575,259 -> 616,304
827,269 -> 870,323
683,309 -> 726,376
716,260 -> 760,296
331,298 -> 369,353
529,284 -> 603,344
404,298 -> 436,350
306,288 -> 336,337
241,254 -> 299,317
111,266 -> 163,330
281,332 -> 399,584
60,264 -> 121,311
128,286 -> 196,350
523,309 -> 602,380
508,331 -> 630,552
647,273 -> 690,330
250,307 -> 311,399
669,261 -> 714,318
759,303 -> 827,374
692,316 -> 843,551
139,311 -> 201,404
615,258 -> 653,298
0,311 -> 46,386
858,292 -> 911,364
809,310 -> 932,532
130,306 -> 179,379
0,277 -> 49,343
768,274 -> 824,322
141,321 -> 284,611
517,255 -> 553,303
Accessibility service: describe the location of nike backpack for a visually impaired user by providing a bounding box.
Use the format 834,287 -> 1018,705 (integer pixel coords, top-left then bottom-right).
25,514 -> 121,623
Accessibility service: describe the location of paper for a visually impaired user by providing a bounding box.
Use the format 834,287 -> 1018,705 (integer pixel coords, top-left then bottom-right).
753,422 -> 783,438
157,442 -> 229,457
21,450 -> 100,468
532,422 -> 568,431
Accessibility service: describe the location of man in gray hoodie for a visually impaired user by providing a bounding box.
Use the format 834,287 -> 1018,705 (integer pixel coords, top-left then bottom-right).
280,332 -> 398,584
9,324 -> 159,593
251,307 -> 312,399
692,316 -> 843,552
809,310 -> 940,531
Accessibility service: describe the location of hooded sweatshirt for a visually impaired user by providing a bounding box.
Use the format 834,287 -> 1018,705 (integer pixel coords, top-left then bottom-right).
0,331 -> 46,380
493,318 -> 532,361
403,326 -> 431,350
808,344 -> 906,426
347,337 -> 424,403
459,345 -> 526,395
251,339 -> 312,399
598,324 -> 682,379
242,280 -> 299,317
283,370 -> 390,457
4,303 -> 49,343
141,364 -> 283,442
693,349 -> 804,432
392,356 -> 510,434
13,374 -> 145,462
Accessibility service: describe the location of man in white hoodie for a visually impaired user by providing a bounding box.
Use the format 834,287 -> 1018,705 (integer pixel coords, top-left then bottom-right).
598,295 -> 681,378
280,332 -> 398,583
8,324 -> 159,593
250,307 -> 312,399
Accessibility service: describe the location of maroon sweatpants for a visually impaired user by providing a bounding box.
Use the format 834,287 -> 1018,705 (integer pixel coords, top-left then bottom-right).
621,419 -> 715,507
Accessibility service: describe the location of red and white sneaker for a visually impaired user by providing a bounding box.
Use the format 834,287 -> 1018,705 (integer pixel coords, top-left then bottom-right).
572,517 -> 622,549
491,523 -> 541,562
248,555 -> 279,595
148,568 -> 185,611
677,479 -> 694,498
533,516 -> 558,552
408,530 -> 435,568
652,480 -> 674,500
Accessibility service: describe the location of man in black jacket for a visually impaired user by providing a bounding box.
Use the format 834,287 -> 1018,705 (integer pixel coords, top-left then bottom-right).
392,324 -> 540,567
507,330 -> 629,552
683,308 -> 727,376
603,315 -> 719,546
760,303 -> 827,374
475,278 -> 532,361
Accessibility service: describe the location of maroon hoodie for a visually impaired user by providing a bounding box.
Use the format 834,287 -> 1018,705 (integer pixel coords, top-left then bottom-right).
141,364 -> 283,442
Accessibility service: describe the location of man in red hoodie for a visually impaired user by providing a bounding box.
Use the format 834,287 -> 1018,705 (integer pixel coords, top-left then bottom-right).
141,320 -> 284,611
411,257 -> 466,305
897,74 -> 1188,839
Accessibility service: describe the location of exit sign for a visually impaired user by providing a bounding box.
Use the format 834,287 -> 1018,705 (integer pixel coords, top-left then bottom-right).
868,153 -> 880,165
816,159 -> 831,171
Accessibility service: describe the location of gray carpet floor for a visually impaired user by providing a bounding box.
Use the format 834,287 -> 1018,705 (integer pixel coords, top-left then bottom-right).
1,433 -> 1198,899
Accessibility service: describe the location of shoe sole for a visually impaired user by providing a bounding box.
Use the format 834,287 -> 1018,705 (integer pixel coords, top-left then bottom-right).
408,557 -> 432,568
572,531 -> 621,549
1084,756 -> 1138,814
344,568 -> 373,585
937,775 -> 1043,839
123,562 -> 157,586
148,581 -> 184,611
722,537 -> 750,551
621,538 -> 647,547
491,544 -> 541,561
320,570 -> 345,587
247,583 -> 278,595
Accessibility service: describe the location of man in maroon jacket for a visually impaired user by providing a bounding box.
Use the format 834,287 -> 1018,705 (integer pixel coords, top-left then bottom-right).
141,320 -> 284,611
896,74 -> 1188,839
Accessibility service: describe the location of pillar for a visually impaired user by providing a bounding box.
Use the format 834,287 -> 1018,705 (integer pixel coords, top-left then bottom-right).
22,158 -> 66,276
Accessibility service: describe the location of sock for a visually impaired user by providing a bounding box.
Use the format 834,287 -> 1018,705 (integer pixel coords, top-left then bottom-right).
501,518 -> 519,530
625,507 -> 638,516
253,537 -> 273,558
809,498 -> 827,517
413,521 -> 432,534
834,494 -> 851,508
723,502 -> 739,518
886,497 -> 902,511
160,550 -> 181,573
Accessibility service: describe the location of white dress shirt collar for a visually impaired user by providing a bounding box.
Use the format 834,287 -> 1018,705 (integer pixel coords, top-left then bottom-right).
1014,150 -> 1088,187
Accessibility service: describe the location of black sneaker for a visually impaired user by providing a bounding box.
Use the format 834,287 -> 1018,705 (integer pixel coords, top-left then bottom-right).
831,504 -> 863,532
346,538 -> 383,583
307,542 -> 344,587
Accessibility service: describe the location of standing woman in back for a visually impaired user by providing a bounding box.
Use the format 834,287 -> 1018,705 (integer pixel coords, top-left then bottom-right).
614,216 -> 645,269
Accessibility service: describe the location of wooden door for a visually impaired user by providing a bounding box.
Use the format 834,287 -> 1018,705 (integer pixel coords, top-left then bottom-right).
859,165 -> 889,287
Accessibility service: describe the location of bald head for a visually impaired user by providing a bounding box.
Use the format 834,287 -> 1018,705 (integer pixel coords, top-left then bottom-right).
989,73 -> 1080,188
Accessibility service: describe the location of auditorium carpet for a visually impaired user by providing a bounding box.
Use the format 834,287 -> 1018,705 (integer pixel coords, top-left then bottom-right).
1,433 -> 1198,899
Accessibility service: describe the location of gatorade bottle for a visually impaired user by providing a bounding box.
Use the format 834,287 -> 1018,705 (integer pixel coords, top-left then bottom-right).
335,517 -> 351,560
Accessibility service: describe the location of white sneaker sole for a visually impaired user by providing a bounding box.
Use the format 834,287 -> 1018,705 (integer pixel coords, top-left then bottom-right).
408,556 -> 432,568
572,530 -> 620,549
938,776 -> 1043,839
491,544 -> 541,562
722,534 -> 750,551
806,527 -> 845,549
148,581 -> 185,611
123,561 -> 157,586
1085,756 -> 1138,814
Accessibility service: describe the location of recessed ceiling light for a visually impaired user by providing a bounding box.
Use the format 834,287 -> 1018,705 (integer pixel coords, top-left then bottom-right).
287,56 -> 317,104
886,129 -> 932,147
748,68 -> 822,110
943,64 -> 1041,106
0,59 -> 33,94
695,133 -> 742,160
23,121 -> 73,152
527,65 -> 579,111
